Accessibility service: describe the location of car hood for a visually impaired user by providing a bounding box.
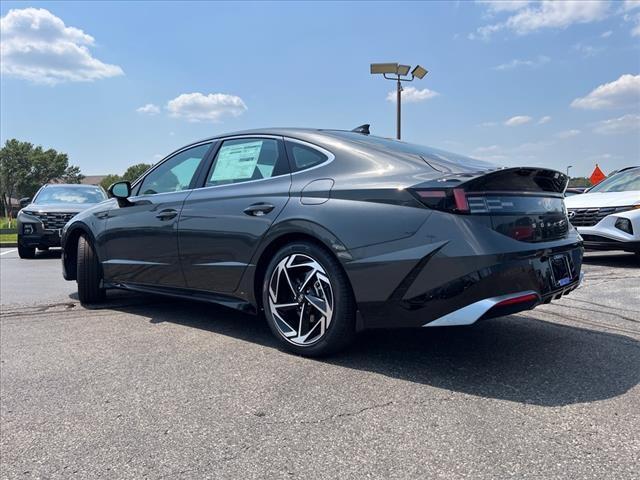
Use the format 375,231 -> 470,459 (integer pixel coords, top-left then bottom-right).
564,191 -> 640,208
21,203 -> 103,214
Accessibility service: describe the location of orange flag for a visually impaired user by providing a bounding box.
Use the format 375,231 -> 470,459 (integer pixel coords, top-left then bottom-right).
589,164 -> 606,185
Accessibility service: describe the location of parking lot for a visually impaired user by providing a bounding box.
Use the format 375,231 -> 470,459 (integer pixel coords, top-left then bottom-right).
1,247 -> 639,479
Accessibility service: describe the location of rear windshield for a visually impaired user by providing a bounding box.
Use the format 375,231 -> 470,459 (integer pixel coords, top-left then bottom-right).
328,131 -> 496,172
588,168 -> 640,193
34,186 -> 107,205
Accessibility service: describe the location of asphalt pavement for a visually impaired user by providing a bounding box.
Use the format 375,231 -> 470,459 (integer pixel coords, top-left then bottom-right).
1,247 -> 639,479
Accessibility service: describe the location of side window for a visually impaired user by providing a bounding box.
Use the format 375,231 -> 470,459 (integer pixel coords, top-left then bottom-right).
206,138 -> 288,187
285,142 -> 329,172
138,144 -> 210,195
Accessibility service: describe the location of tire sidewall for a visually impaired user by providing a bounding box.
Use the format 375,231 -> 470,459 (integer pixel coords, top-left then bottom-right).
262,242 -> 354,356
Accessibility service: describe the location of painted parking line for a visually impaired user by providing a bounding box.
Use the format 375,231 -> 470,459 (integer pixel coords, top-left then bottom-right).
0,249 -> 17,256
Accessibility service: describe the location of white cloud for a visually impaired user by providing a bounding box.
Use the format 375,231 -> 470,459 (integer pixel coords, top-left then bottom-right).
555,129 -> 581,139
572,43 -> 604,58
538,115 -> 552,124
593,114 -> 640,134
601,30 -> 613,37
571,74 -> 640,109
387,86 -> 439,104
493,55 -> 550,70
474,144 -> 502,154
623,0 -> 640,12
504,115 -> 532,126
136,103 -> 160,115
166,92 -> 247,122
476,1 -> 530,13
473,1 -> 609,39
0,7 -> 123,85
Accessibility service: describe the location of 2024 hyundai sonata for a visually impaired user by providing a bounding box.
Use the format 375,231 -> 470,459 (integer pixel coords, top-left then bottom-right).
61,128 -> 583,356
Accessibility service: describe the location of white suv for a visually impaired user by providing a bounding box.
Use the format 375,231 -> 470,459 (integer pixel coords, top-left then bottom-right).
565,166 -> 640,255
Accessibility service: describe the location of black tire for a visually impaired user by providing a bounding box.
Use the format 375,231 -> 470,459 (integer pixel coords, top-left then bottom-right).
262,241 -> 356,357
17,238 -> 35,259
77,234 -> 105,304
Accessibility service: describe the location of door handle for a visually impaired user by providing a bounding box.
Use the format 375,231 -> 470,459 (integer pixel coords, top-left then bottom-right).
156,209 -> 178,220
243,203 -> 275,217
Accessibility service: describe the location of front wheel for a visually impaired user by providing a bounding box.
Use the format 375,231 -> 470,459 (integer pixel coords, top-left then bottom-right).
77,235 -> 105,304
262,242 -> 356,357
17,237 -> 35,259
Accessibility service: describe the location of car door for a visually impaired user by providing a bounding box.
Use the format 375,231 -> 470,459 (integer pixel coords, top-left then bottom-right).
178,136 -> 291,293
102,142 -> 213,287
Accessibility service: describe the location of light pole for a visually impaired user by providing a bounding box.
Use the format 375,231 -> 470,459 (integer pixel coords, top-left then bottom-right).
566,165 -> 573,177
370,63 -> 428,140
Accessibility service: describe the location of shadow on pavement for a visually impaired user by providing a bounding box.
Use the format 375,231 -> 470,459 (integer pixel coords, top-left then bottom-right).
582,251 -> 639,269
23,248 -> 62,259
95,291 -> 640,408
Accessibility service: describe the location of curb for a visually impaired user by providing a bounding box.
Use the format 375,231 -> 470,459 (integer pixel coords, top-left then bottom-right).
0,243 -> 18,248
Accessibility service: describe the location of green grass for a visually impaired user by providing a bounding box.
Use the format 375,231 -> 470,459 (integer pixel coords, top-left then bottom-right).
0,217 -> 15,229
0,233 -> 17,244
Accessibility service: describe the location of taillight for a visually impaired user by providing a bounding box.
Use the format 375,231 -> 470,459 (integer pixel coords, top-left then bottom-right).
411,188 -> 470,213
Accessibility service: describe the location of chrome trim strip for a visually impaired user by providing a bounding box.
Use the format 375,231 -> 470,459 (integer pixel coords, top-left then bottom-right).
102,259 -> 168,266
424,290 -> 539,327
192,261 -> 248,267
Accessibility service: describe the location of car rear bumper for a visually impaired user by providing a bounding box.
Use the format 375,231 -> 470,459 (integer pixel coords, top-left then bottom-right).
344,210 -> 584,330
353,243 -> 583,329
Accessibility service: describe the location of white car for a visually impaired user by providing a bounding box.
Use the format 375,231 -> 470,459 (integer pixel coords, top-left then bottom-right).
565,166 -> 640,255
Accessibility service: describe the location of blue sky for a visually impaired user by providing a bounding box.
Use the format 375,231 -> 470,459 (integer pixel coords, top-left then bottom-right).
1,1 -> 639,177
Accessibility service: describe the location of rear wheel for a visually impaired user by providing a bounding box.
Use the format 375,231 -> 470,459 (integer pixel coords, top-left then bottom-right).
262,242 -> 356,357
17,237 -> 35,259
77,235 -> 105,304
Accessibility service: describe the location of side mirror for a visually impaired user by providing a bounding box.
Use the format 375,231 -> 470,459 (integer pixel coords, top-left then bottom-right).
108,181 -> 132,206
19,197 -> 31,208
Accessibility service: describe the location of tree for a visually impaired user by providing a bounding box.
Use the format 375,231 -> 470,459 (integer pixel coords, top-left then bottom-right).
99,163 -> 152,191
60,165 -> 85,184
0,139 -> 82,216
100,174 -> 123,191
123,163 -> 152,183
0,139 -> 32,216
568,177 -> 592,188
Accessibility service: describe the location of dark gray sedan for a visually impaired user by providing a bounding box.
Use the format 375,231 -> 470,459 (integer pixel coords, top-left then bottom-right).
61,128 -> 583,356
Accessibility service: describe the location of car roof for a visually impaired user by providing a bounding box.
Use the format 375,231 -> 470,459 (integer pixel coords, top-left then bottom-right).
190,127 -> 355,144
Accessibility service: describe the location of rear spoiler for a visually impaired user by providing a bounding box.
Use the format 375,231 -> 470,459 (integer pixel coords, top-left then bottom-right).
412,167 -> 569,196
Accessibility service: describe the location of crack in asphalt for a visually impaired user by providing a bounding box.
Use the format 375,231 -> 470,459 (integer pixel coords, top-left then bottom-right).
265,400 -> 396,425
567,298 -> 640,314
550,303 -> 640,323
535,309 -> 640,338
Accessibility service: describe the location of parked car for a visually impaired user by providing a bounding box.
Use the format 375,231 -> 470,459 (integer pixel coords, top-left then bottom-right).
17,184 -> 107,258
61,128 -> 583,356
565,166 -> 640,255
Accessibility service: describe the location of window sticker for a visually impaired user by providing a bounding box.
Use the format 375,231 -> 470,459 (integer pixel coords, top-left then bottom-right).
211,141 -> 263,181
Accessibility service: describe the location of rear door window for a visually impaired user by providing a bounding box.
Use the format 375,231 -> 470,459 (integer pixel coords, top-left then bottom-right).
205,138 -> 289,187
285,142 -> 329,171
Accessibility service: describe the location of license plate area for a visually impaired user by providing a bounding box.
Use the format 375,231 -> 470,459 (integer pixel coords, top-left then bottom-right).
550,254 -> 572,287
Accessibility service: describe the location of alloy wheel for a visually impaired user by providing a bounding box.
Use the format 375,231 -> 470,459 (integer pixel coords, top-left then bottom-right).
268,253 -> 334,346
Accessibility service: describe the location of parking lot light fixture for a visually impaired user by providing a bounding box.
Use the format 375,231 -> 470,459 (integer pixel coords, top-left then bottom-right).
411,65 -> 428,79
370,63 -> 399,74
370,61 -> 429,140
